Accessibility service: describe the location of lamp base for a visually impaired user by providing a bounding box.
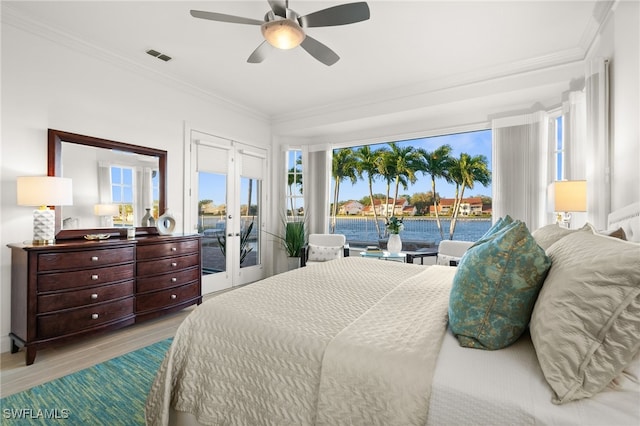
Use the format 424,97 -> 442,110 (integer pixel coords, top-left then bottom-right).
33,207 -> 56,245
556,212 -> 572,229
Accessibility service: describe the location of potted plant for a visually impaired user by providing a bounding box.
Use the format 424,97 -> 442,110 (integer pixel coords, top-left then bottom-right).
267,216 -> 306,270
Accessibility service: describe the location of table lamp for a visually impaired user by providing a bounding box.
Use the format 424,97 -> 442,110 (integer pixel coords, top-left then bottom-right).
547,180 -> 587,229
17,176 -> 73,244
94,203 -> 120,227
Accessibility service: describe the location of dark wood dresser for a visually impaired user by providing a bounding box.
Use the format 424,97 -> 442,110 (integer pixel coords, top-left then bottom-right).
8,234 -> 202,365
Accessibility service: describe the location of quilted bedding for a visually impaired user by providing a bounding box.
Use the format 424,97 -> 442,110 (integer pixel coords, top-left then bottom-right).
145,257 -> 456,426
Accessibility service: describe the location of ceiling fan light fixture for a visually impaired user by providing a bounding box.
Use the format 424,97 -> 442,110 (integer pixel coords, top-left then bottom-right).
261,19 -> 305,50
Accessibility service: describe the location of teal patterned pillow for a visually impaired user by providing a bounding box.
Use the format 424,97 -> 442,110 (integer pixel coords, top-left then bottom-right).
448,220 -> 551,350
479,215 -> 514,241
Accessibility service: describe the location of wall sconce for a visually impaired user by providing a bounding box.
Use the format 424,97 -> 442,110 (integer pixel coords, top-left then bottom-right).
17,176 -> 73,245
547,180 -> 587,228
94,203 -> 120,228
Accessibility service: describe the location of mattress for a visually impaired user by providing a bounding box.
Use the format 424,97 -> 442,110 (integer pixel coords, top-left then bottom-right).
146,258 -> 457,426
427,329 -> 640,426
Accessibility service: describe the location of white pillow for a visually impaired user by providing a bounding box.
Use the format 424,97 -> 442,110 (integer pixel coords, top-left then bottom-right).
531,222 -> 593,251
307,244 -> 343,262
530,231 -> 640,404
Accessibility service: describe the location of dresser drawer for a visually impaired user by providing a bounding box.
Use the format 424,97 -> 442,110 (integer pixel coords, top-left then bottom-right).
137,267 -> 200,293
38,281 -> 134,313
38,247 -> 134,272
137,239 -> 199,260
136,282 -> 200,313
137,253 -> 200,277
37,297 -> 134,339
38,264 -> 134,292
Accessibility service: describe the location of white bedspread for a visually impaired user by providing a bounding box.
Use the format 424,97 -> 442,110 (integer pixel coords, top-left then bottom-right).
145,258 -> 456,426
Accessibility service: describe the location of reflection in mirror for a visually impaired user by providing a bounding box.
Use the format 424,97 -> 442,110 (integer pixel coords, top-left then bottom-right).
48,129 -> 167,238
60,143 -> 160,229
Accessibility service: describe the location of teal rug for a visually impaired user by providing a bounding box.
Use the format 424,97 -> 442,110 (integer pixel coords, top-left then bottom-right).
1,338 -> 172,425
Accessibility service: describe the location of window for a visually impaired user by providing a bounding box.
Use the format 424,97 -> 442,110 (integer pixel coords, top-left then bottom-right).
111,166 -> 134,226
285,149 -> 304,217
552,115 -> 565,181
330,129 -> 492,244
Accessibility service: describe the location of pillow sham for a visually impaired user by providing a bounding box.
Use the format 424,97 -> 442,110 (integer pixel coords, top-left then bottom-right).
307,244 -> 343,262
448,220 -> 551,350
529,231 -> 640,404
531,223 -> 593,251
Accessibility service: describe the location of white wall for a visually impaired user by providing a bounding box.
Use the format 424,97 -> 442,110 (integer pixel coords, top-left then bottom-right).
0,23 -> 271,353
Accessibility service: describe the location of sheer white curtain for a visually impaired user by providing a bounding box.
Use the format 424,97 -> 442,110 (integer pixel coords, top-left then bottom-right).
585,57 -> 611,229
302,145 -> 331,235
135,167 -> 154,225
563,90 -> 587,180
492,111 -> 549,231
97,161 -> 112,203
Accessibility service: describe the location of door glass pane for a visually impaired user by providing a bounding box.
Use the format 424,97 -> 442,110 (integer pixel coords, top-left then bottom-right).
198,172 -> 227,275
240,176 -> 260,268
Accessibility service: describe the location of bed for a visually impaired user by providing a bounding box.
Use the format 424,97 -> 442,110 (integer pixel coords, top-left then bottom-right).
146,203 -> 640,426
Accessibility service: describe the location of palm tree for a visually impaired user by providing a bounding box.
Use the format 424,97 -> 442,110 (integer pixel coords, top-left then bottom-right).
375,148 -> 395,219
331,148 -> 358,233
448,153 -> 491,239
416,145 -> 453,240
388,143 -> 420,215
355,146 -> 384,238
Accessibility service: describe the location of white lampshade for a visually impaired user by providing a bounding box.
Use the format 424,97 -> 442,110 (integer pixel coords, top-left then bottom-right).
547,180 -> 587,212
94,203 -> 120,228
17,176 -> 73,207
17,176 -> 73,244
261,19 -> 305,49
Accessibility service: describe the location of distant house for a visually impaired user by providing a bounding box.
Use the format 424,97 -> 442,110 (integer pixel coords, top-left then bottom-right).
430,197 -> 484,216
339,200 -> 364,215
362,198 -> 415,216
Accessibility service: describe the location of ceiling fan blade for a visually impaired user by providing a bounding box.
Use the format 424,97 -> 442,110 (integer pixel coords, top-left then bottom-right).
299,2 -> 370,28
247,41 -> 274,63
300,36 -> 340,66
190,10 -> 263,26
267,0 -> 288,18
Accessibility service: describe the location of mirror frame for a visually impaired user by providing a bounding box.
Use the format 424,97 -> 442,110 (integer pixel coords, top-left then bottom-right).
48,129 -> 167,240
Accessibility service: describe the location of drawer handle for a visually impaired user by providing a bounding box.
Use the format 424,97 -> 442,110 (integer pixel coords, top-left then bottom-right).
171,247 -> 177,252
171,262 -> 177,267
171,277 -> 177,282
91,313 -> 99,320
91,274 -> 99,280
91,293 -> 98,300
170,294 -> 177,300
91,256 -> 99,261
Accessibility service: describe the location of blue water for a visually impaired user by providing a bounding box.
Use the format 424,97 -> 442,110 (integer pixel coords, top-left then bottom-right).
333,217 -> 491,244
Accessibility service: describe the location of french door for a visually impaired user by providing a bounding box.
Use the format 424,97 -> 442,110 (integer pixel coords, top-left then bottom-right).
186,130 -> 268,294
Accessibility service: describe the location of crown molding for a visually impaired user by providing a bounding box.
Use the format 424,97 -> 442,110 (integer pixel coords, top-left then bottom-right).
2,4 -> 270,124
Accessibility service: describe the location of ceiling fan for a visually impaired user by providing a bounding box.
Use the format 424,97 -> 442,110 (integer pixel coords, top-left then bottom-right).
190,1 -> 370,66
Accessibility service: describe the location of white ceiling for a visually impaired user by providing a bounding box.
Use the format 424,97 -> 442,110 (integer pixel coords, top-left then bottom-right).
4,1 -> 601,128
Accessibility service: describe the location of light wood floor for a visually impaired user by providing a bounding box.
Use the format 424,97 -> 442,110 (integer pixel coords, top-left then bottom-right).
0,293 -> 220,398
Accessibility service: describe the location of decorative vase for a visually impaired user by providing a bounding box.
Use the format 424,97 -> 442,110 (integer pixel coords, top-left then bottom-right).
156,209 -> 176,235
387,233 -> 402,253
141,208 -> 152,227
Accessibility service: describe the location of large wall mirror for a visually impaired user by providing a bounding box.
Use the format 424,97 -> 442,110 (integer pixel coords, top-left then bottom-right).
48,129 -> 167,239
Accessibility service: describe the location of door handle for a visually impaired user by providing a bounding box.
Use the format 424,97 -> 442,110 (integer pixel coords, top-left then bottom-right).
235,233 -> 240,236
227,233 -> 233,237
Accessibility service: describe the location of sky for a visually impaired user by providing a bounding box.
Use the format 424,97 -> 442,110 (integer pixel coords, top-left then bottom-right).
333,129 -> 492,202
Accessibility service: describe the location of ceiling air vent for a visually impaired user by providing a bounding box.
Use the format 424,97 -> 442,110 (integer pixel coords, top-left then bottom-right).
146,49 -> 172,62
